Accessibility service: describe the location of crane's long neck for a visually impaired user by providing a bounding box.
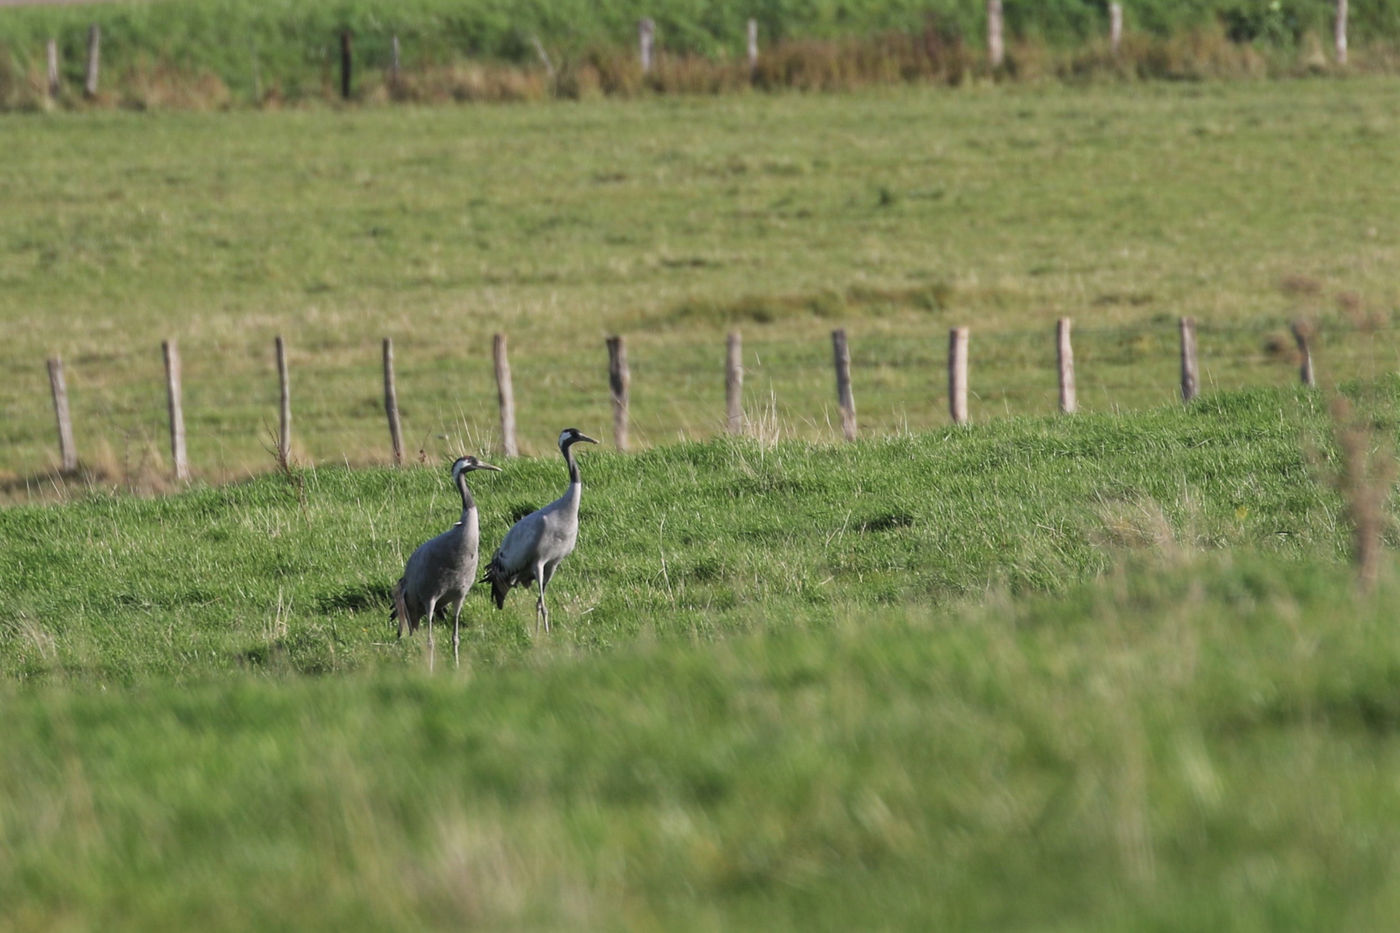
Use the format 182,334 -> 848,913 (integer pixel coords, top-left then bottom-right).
455,470 -> 476,525
561,442 -> 583,510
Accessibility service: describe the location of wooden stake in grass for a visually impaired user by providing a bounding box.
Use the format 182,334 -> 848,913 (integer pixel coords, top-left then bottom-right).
949,327 -> 969,425
1179,317 -> 1199,403
1109,3 -> 1124,56
639,18 -> 655,74
1291,320 -> 1316,388
47,356 -> 77,473
493,333 -> 518,458
607,335 -> 630,452
986,0 -> 1004,69
390,35 -> 401,91
339,30 -> 353,100
382,338 -> 403,465
1057,317 -> 1077,414
84,24 -> 100,99
275,336 -> 291,469
726,330 -> 743,435
1335,0 -> 1349,65
832,329 -> 856,441
747,19 -> 759,75
46,39 -> 60,100
163,339 -> 189,481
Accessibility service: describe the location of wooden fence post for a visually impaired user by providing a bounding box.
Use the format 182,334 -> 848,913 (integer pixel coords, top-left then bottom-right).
987,0 -> 1004,69
390,35 -> 401,90
275,336 -> 291,467
47,357 -> 77,473
747,19 -> 759,74
163,340 -> 189,481
726,331 -> 743,435
832,329 -> 856,441
1109,3 -> 1124,56
493,333 -> 518,458
382,338 -> 403,465
46,39 -> 60,100
1291,321 -> 1316,388
1057,318 -> 1077,414
84,24 -> 100,98
639,18 -> 655,74
340,30 -> 353,99
607,335 -> 630,451
1179,317 -> 1199,403
1335,0 -> 1349,65
948,327 -> 970,425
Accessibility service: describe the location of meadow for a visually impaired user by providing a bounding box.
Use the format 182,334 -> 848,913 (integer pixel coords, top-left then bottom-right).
2,78 -> 1399,497
4,71 -> 1400,930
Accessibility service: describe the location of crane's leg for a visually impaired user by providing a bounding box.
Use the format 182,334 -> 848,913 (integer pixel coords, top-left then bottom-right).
393,580 -> 408,639
532,560 -> 548,633
425,596 -> 437,672
451,598 -> 464,668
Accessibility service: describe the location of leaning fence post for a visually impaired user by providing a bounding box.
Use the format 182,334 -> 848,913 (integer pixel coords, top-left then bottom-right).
382,338 -> 403,465
1057,317 -> 1077,414
1179,317 -> 1199,403
638,18 -> 655,74
986,0 -> 1004,69
726,331 -> 743,435
47,356 -> 77,472
84,24 -> 100,98
1291,320 -> 1316,388
493,333 -> 518,458
607,335 -> 630,451
275,336 -> 291,468
949,327 -> 970,425
831,329 -> 856,441
46,39 -> 60,100
163,339 -> 189,481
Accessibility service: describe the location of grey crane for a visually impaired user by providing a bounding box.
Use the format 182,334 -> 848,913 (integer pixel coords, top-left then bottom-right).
391,455 -> 500,667
483,427 -> 597,633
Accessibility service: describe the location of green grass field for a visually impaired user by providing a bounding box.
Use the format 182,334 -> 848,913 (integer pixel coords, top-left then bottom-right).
3,78 -> 1399,496
4,385 -> 1400,928
5,74 -> 1400,929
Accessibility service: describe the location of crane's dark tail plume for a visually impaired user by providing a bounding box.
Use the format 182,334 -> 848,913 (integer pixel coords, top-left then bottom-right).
390,577 -> 416,636
482,557 -> 511,610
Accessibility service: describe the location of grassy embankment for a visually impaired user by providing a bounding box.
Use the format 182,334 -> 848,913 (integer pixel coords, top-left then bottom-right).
4,384 -> 1400,928
2,79 -> 1398,496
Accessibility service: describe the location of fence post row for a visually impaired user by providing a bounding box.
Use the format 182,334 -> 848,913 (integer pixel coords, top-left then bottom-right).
47,356 -> 78,472
831,329 -> 857,442
84,24 -> 100,98
382,338 -> 404,465
607,335 -> 630,451
493,333 -> 518,458
275,336 -> 291,468
949,327 -> 970,425
725,331 -> 743,435
163,339 -> 189,481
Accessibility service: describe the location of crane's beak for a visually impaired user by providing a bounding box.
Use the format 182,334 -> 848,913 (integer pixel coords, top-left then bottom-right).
476,461 -> 502,472
576,433 -> 599,445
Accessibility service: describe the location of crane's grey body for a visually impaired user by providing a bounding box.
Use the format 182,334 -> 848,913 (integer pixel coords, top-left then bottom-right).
392,455 -> 499,667
484,428 -> 597,633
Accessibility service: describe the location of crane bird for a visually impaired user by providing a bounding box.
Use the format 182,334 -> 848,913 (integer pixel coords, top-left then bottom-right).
483,427 -> 598,633
391,455 -> 500,667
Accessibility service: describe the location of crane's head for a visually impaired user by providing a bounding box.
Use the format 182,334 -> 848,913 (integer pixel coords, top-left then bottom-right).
558,428 -> 598,451
451,455 -> 502,482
